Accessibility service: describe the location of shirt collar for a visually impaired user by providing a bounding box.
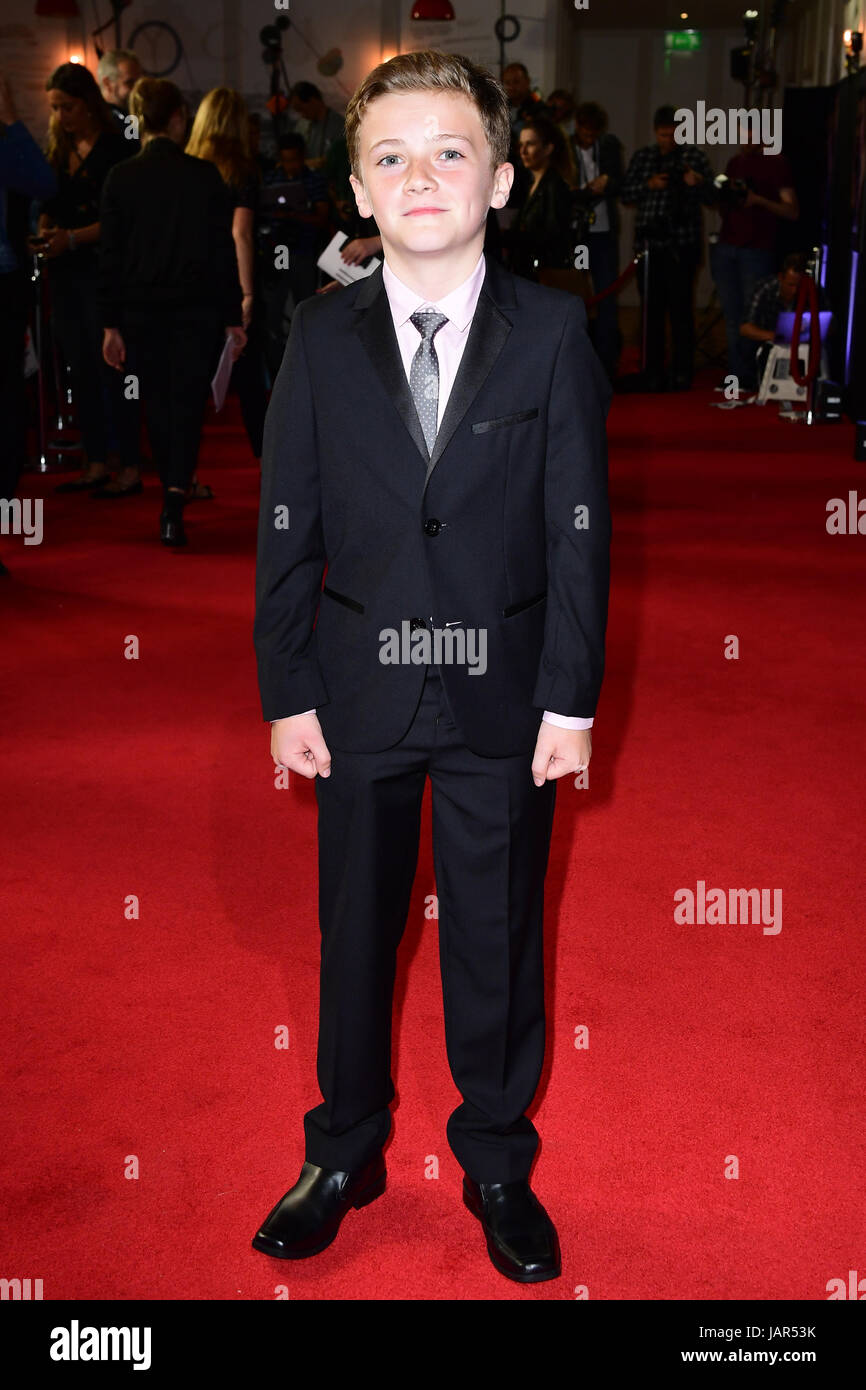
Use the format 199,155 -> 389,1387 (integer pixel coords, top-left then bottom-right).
382,248 -> 486,332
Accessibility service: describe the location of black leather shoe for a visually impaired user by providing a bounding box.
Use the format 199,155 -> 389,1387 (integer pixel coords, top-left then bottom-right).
463,1175 -> 561,1283
251,1154 -> 386,1259
159,509 -> 186,546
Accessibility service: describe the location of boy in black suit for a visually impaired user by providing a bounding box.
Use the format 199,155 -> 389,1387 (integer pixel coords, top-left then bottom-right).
252,50 -> 611,1283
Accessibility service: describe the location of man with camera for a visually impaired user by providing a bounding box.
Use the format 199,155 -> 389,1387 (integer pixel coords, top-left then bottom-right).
620,104 -> 716,391
710,128 -> 798,391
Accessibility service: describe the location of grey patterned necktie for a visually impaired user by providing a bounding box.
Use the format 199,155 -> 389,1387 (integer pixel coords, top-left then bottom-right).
409,309 -> 449,455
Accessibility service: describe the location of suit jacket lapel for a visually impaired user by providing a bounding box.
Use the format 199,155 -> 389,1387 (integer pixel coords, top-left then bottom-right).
353,252 -> 517,488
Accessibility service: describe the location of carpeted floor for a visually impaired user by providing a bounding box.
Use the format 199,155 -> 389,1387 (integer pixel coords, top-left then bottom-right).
1,375 -> 863,1300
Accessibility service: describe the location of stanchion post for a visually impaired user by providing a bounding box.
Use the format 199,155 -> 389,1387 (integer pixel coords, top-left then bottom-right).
640,241 -> 650,376
30,250 -> 49,474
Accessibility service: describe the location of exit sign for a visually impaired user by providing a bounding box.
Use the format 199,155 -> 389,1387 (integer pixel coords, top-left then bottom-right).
665,30 -> 702,52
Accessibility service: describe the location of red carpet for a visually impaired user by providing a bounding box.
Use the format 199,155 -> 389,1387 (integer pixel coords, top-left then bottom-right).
1,376 -> 863,1300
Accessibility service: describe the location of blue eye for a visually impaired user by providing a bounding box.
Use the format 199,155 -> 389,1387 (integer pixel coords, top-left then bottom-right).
377,149 -> 464,166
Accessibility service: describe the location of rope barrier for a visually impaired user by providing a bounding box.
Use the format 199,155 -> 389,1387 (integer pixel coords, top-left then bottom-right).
585,252 -> 642,307
790,271 -> 821,388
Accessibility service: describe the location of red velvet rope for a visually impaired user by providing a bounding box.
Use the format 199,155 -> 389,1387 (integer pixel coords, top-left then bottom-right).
790,272 -> 821,387
585,254 -> 641,306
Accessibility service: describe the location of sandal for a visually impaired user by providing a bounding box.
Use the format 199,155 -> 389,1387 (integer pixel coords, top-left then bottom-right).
187,480 -> 214,500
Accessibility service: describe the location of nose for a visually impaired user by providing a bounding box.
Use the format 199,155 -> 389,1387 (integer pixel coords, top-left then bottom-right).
404,155 -> 438,191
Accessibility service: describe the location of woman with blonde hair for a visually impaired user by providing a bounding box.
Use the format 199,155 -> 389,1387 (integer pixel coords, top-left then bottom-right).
187,88 -> 267,467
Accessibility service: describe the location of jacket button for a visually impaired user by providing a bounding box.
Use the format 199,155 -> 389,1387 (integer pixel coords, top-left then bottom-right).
424,518 -> 442,536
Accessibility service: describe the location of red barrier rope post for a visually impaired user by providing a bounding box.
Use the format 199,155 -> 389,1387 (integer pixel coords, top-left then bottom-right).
789,271 -> 821,388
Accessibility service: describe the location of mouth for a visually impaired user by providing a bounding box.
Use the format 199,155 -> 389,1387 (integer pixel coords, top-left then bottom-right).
404,208 -> 446,216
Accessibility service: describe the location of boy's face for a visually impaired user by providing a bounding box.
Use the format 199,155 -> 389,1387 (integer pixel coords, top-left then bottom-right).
349,90 -> 512,262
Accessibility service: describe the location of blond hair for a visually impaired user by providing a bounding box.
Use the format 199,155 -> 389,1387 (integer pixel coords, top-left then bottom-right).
344,50 -> 511,183
185,86 -> 256,190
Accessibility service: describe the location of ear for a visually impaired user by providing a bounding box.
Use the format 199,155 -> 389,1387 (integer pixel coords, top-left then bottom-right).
490,162 -> 514,208
349,172 -> 371,219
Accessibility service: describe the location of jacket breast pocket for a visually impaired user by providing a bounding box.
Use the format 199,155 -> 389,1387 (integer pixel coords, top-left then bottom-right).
471,407 -> 539,434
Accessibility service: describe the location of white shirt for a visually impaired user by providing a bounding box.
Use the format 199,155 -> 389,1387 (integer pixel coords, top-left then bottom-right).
577,142 -> 610,235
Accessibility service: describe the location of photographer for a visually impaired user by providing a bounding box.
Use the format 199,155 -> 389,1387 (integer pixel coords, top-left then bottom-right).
739,251 -> 827,390
710,128 -> 798,388
620,104 -> 716,391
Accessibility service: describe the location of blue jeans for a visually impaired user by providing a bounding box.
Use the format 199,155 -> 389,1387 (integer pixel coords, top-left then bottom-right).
710,241 -> 775,387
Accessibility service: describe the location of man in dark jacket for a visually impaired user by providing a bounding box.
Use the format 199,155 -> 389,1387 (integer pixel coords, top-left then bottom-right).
571,101 -> 624,381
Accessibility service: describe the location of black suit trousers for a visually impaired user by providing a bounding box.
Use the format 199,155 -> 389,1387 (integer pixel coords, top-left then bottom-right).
122,307 -> 222,492
304,661 -> 558,1184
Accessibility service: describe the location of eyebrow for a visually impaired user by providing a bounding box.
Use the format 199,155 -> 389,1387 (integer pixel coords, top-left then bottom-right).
369,133 -> 473,153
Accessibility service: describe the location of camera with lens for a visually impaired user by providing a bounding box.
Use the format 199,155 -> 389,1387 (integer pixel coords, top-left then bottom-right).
712,173 -> 751,208
570,187 -> 597,243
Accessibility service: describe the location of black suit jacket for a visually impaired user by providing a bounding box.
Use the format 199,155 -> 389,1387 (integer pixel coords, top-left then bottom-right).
254,251 -> 611,758
97,136 -> 241,328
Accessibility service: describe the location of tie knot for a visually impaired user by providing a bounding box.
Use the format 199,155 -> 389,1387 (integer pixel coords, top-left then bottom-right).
410,309 -> 448,341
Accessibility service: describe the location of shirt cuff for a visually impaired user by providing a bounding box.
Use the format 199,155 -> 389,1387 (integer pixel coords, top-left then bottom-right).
542,710 -> 593,730
271,709 -> 316,723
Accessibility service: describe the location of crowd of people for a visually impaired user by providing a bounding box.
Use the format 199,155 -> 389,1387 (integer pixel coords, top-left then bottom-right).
0,52 -> 819,559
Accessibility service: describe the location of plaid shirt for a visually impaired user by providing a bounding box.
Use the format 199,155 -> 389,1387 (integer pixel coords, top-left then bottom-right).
620,143 -> 717,249
745,273 -> 828,331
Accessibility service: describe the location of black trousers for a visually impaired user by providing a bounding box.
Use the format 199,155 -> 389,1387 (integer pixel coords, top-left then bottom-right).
122,307 -> 223,492
0,269 -> 31,499
637,243 -> 700,384
305,662 -> 558,1183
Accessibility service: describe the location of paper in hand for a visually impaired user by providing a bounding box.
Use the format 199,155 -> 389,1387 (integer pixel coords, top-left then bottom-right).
210,335 -> 235,413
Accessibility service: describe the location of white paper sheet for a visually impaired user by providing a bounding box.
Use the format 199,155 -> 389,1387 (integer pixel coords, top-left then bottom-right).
210,335 -> 235,412
317,231 -> 381,286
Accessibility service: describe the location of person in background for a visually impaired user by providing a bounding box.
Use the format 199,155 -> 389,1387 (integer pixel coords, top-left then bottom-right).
187,87 -> 266,465
248,113 -> 275,177
739,251 -> 826,391
92,49 -> 144,496
571,100 -> 624,382
546,88 -> 577,142
97,49 -> 142,143
257,132 -> 330,378
505,114 -> 574,282
36,62 -> 138,492
620,104 -> 717,391
98,77 -> 245,546
501,62 -> 551,210
710,127 -> 798,389
288,82 -> 345,171
0,74 -> 57,577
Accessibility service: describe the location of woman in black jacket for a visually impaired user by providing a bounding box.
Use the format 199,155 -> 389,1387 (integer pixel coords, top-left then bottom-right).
37,63 -> 136,493
97,78 -> 246,545
505,115 -> 575,283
